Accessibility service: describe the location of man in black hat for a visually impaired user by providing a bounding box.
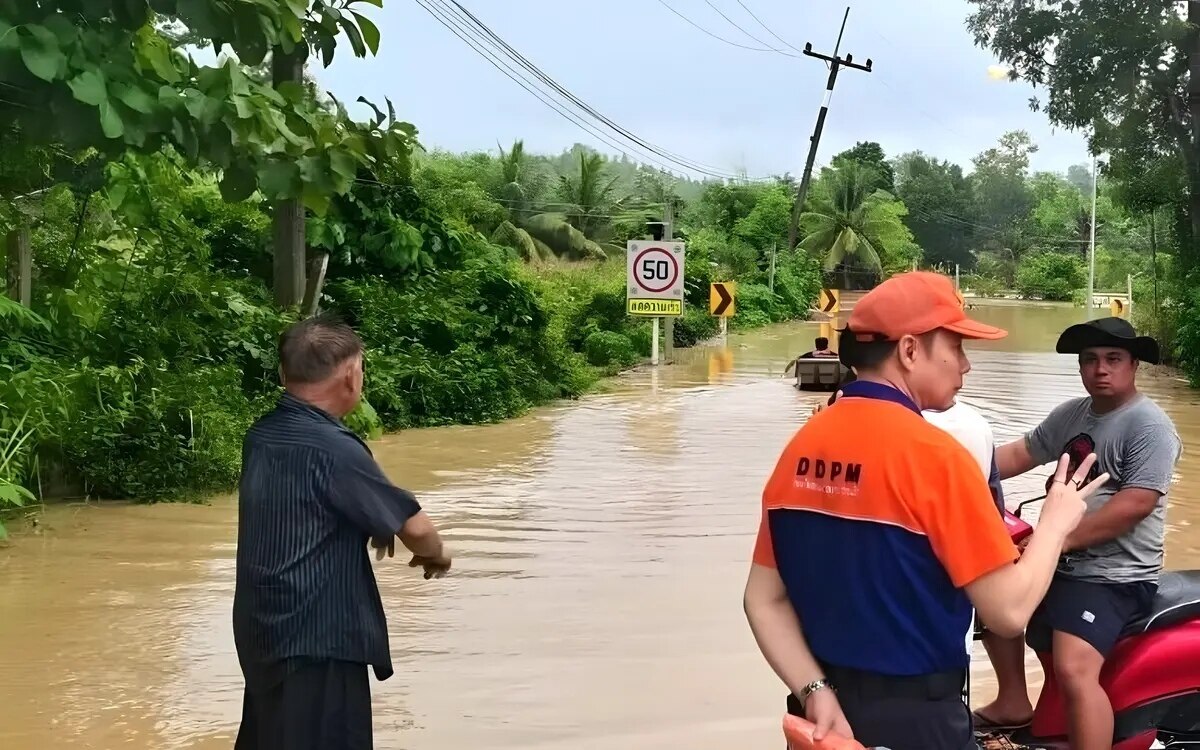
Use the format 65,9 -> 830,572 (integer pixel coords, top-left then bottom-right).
976,317 -> 1181,750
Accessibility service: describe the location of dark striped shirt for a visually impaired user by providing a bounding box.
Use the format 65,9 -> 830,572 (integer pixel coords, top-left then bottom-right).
232,393 -> 420,684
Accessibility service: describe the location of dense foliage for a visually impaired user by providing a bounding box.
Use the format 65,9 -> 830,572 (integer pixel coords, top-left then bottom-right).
5,0 -> 1193,536
0,5 -> 831,535
964,2 -> 1195,381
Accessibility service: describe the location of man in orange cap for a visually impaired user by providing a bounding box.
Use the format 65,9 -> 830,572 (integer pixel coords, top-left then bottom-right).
744,272 -> 1108,750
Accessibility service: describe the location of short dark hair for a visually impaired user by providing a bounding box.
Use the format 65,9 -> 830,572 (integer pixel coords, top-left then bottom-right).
278,314 -> 364,384
840,328 -> 937,372
815,336 -> 829,349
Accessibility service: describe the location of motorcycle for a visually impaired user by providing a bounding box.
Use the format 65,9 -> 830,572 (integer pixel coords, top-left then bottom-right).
972,497 -> 1200,750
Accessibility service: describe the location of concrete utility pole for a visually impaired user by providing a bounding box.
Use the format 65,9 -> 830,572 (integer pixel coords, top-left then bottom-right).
1087,154 -> 1097,319
786,7 -> 873,250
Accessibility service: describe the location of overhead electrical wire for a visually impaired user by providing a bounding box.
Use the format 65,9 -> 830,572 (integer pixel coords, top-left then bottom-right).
413,0 -> 772,182
732,0 -> 807,55
654,0 -> 786,55
446,0 -> 753,178
439,0 -> 769,181
701,0 -> 799,57
410,0 -> 716,180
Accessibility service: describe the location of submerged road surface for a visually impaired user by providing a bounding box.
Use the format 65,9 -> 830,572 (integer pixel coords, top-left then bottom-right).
1,302 -> 1198,749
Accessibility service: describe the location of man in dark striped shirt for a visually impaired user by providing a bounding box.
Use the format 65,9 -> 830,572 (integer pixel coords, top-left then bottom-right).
233,315 -> 450,750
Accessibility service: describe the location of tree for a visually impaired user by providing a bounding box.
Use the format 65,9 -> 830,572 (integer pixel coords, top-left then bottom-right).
799,162 -> 920,288
965,1 -> 1200,267
970,130 -> 1037,256
893,150 -> 976,268
832,142 -> 895,194
0,0 -> 413,307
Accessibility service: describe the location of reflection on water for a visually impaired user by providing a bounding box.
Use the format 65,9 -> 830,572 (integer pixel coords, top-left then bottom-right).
1,302 -> 1197,749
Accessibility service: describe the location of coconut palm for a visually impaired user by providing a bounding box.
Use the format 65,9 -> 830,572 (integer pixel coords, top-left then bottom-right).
799,162 -> 912,288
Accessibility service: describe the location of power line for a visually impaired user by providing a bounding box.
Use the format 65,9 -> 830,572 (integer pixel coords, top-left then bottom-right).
732,0 -> 807,55
412,0 -> 746,181
654,0 -> 785,54
700,0 -> 799,56
439,0 -> 768,181
412,0 -> 768,181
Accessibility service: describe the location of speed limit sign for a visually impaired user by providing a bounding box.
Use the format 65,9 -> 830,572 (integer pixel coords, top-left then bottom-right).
626,240 -> 685,316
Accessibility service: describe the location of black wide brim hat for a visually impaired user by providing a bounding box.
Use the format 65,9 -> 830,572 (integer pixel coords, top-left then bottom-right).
1056,317 -> 1160,364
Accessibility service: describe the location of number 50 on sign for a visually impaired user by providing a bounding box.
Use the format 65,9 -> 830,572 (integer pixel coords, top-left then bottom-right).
626,240 -> 685,317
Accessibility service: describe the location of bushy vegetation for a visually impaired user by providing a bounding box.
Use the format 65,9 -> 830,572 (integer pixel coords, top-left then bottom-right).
0,3 -> 833,535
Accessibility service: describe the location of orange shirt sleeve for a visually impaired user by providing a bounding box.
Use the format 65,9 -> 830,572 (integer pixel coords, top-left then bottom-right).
752,506 -> 777,567
913,440 -> 1018,588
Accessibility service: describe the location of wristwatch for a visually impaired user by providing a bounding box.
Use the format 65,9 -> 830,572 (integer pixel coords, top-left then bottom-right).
799,678 -> 834,704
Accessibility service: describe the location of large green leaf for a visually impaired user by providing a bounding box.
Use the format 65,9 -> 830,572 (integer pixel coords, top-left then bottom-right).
113,83 -> 157,114
220,162 -> 258,202
338,15 -> 367,58
351,12 -> 381,55
0,20 -> 17,52
19,25 -> 66,82
259,159 -> 300,197
98,100 -> 125,139
67,68 -> 108,107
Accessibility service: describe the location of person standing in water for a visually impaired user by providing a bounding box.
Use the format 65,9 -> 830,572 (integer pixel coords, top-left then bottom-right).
233,315 -> 451,750
746,272 -> 1106,750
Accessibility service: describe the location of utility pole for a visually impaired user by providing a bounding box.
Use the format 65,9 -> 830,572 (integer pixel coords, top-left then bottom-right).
768,241 -> 777,293
787,7 -> 873,250
1087,154 -> 1098,319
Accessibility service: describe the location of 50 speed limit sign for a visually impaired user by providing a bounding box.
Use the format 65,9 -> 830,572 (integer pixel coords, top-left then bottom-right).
626,240 -> 685,317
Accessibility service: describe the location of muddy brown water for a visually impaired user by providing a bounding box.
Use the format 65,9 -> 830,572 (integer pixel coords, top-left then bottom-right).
1,302 -> 1198,750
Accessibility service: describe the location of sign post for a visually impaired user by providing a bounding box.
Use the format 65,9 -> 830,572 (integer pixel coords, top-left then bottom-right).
710,282 -> 736,341
627,240 -> 686,365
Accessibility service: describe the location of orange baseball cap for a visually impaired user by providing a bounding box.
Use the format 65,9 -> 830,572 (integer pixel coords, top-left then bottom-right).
847,272 -> 1007,341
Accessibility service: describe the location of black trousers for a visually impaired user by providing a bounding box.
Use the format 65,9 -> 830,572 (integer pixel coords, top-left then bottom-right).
787,664 -> 978,750
235,659 -> 373,750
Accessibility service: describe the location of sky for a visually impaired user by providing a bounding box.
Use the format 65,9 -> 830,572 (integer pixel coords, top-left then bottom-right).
311,0 -> 1091,181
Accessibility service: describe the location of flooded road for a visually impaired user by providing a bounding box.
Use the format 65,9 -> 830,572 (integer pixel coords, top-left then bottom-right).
1,302 -> 1198,749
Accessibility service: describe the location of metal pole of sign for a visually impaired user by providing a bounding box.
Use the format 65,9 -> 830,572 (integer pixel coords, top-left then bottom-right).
720,316 -> 728,341
651,318 -> 660,366
955,263 -> 960,292
1127,273 -> 1133,319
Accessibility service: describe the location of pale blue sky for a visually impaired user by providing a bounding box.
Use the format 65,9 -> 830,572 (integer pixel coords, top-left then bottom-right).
311,0 -> 1090,180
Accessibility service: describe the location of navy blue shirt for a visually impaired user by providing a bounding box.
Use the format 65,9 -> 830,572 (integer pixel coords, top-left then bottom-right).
232,393 -> 421,684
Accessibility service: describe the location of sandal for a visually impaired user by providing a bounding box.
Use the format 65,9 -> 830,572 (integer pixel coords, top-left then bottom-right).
972,709 -> 1033,732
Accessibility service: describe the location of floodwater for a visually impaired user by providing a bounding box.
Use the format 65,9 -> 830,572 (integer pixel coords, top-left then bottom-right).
1,302 -> 1198,750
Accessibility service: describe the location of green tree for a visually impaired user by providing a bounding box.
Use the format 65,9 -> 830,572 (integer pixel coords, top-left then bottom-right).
965,2 -> 1200,266
799,162 -> 920,288
1015,251 -> 1086,301
832,141 -> 895,194
970,130 -> 1037,253
893,150 -> 976,268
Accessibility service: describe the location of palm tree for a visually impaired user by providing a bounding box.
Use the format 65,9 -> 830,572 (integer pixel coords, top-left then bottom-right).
799,162 -> 906,288
491,145 -> 627,262
557,150 -> 622,238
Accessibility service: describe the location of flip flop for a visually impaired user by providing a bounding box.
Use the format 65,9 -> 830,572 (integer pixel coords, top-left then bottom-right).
972,709 -> 1033,732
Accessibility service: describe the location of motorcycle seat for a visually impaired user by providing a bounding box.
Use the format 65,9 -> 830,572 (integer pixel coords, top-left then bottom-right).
1123,570 -> 1200,635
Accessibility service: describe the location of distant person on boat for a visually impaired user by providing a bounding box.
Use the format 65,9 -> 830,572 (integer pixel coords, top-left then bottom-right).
745,271 -> 1105,750
804,337 -> 838,358
977,317 -> 1181,750
784,337 -> 838,376
233,314 -> 451,750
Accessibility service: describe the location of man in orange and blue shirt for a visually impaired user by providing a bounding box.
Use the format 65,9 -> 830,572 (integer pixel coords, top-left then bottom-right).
743,272 -> 1108,750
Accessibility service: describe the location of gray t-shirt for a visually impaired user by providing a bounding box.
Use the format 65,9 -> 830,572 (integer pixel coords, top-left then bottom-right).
1025,393 -> 1181,584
